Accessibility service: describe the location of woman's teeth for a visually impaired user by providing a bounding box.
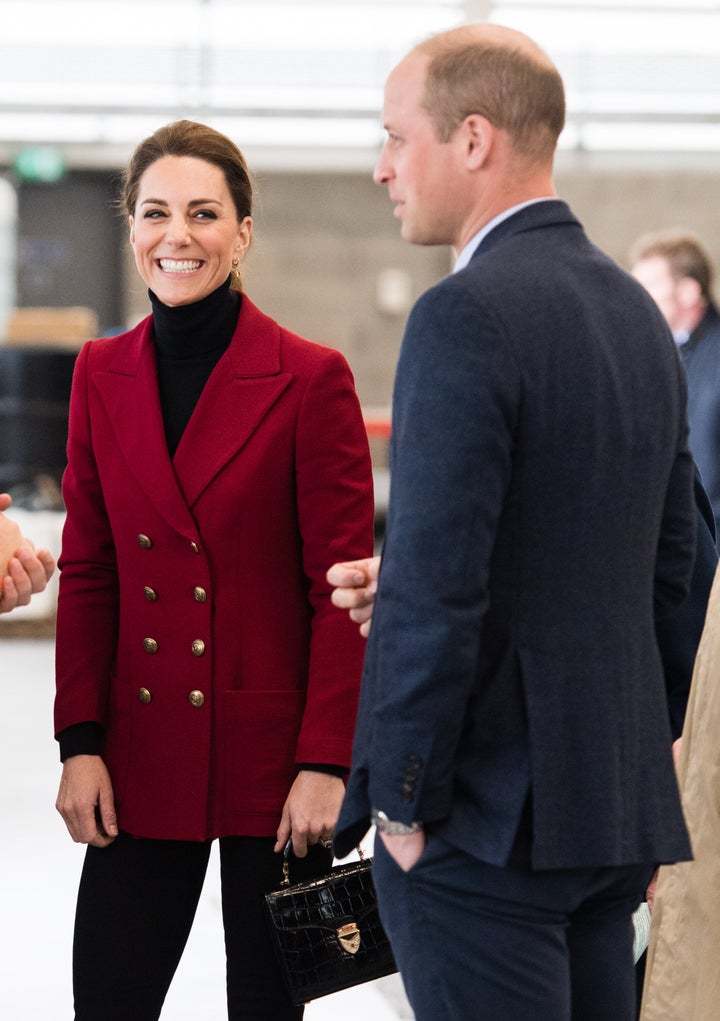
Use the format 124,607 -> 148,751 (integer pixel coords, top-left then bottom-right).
159,259 -> 201,273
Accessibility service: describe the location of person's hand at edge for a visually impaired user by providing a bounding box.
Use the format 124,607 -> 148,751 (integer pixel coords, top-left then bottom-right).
0,494 -> 56,613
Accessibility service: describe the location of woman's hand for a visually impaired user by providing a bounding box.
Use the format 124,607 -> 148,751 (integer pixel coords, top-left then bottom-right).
275,770 -> 346,858
56,754 -> 119,848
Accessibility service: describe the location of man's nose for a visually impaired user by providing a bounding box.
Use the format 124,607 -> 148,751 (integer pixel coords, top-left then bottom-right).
374,145 -> 392,184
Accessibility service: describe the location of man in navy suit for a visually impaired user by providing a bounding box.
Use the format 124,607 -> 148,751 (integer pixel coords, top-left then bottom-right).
332,22 -> 696,1021
330,464 -> 717,1019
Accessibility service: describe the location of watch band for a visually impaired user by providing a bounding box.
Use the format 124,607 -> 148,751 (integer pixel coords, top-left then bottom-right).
372,809 -> 423,835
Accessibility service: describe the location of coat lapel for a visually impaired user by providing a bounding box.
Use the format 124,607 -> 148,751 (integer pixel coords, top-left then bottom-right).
91,318 -> 199,535
172,296 -> 292,507
90,297 -> 293,521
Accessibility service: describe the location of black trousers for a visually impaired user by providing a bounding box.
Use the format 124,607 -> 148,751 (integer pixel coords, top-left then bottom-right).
373,833 -> 652,1021
72,831 -> 332,1021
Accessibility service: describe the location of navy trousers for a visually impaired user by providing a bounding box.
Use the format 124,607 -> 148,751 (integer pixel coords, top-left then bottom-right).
373,833 -> 652,1021
72,832 -> 331,1021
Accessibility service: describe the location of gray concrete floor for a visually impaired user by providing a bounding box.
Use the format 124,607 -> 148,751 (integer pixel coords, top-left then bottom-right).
0,637 -> 413,1020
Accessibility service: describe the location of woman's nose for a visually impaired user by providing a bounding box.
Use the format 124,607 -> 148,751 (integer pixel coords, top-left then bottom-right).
165,215 -> 191,245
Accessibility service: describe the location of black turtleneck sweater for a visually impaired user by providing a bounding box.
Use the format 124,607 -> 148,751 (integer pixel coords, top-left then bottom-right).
59,280 -> 343,777
152,276 -> 240,458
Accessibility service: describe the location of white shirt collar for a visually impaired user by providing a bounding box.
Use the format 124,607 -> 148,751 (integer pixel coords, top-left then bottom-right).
453,198 -> 556,273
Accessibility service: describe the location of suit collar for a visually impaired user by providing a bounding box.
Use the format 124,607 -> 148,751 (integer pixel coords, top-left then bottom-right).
455,198 -> 556,271
91,296 -> 292,520
468,199 -> 580,262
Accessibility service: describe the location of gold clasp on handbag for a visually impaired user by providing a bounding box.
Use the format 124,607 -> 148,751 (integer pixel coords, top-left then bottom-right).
336,922 -> 361,955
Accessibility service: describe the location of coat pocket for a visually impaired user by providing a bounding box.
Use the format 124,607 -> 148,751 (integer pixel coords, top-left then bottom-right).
224,689 -> 306,816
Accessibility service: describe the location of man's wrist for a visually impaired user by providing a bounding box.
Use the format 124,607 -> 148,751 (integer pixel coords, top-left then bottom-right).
372,809 -> 423,835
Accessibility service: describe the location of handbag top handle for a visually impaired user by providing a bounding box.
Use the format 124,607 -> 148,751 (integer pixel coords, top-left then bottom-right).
280,838 -> 366,887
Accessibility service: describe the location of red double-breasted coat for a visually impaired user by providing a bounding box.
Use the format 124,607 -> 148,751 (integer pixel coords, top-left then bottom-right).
54,295 -> 374,842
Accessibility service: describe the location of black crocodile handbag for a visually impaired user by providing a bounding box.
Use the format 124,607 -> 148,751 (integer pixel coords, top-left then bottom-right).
264,842 -> 397,1004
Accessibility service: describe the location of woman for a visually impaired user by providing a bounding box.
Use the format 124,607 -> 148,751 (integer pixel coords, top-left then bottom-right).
54,120 -> 374,1020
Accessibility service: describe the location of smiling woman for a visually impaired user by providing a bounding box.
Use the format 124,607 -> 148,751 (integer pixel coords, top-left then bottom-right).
52,119 -> 375,1021
128,154 -> 252,307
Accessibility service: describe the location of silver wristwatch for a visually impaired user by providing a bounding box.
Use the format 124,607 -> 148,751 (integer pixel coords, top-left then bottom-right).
372,809 -> 423,835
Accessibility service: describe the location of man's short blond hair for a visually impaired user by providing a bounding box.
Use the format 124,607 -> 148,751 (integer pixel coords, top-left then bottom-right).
415,27 -> 565,164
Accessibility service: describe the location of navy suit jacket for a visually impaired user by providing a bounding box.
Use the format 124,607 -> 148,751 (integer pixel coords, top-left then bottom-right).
336,201 -> 696,870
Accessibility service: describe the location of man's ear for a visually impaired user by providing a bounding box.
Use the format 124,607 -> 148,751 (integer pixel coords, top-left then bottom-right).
677,276 -> 703,311
462,114 -> 494,169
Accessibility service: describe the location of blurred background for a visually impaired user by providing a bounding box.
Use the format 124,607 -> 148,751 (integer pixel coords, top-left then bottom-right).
2,0 -> 720,577
1,3 -> 719,1017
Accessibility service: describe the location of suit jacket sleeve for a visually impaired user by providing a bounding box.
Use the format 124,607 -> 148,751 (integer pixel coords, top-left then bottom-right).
656,468 -> 717,739
363,287 -> 521,825
654,355 -> 697,621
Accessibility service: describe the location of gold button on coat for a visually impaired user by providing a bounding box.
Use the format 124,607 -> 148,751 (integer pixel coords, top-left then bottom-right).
137,534 -> 153,549
191,639 -> 206,657
138,687 -> 152,704
143,637 -> 159,654
189,690 -> 205,708
144,586 -> 158,601
190,541 -> 200,554
193,586 -> 207,603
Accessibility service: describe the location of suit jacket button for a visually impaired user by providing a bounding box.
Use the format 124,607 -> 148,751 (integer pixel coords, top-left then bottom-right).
143,637 -> 159,654
138,687 -> 152,704
189,690 -> 205,708
191,639 -> 206,657
190,540 -> 200,554
137,534 -> 153,549
193,586 -> 207,603
144,586 -> 158,601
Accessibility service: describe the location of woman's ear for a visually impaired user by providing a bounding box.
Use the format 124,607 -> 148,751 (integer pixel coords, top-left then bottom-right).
235,215 -> 253,261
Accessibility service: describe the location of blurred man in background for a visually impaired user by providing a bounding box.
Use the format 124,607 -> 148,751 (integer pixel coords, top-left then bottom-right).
631,231 -> 720,542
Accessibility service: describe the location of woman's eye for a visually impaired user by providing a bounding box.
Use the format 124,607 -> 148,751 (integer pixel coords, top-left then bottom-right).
143,209 -> 165,219
194,209 -> 217,220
